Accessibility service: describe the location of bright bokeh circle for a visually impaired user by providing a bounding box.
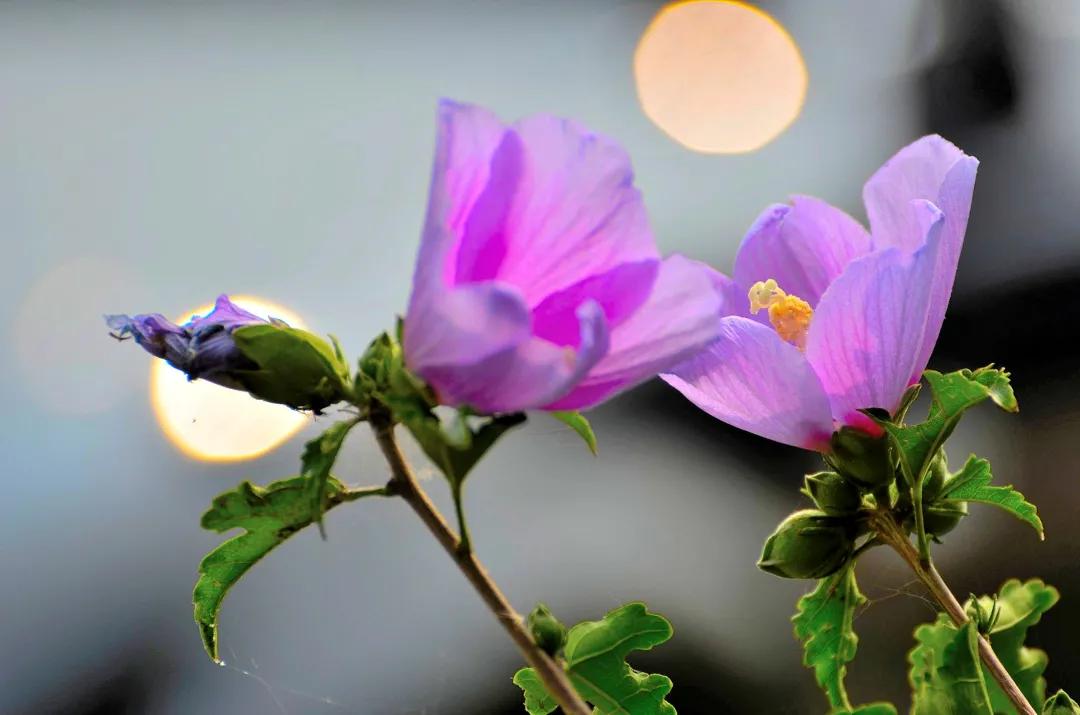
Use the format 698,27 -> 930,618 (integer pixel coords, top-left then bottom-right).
150,296 -> 309,462
634,0 -> 808,154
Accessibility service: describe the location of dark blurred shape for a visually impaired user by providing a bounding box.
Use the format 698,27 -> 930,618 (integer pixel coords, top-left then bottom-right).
919,0 -> 1019,135
34,646 -> 160,715
935,268 -> 1080,408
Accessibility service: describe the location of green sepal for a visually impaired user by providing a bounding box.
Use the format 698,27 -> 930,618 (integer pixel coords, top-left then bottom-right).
1044,690 -> 1080,714
400,407 -> 527,488
970,578 -> 1059,711
791,567 -> 864,711
936,455 -> 1044,539
550,411 -> 598,455
758,509 -> 856,580
514,602 -> 677,715
909,620 -> 993,715
230,323 -> 351,412
193,476 -> 382,662
528,603 -> 568,657
300,419 -> 359,536
803,471 -> 862,516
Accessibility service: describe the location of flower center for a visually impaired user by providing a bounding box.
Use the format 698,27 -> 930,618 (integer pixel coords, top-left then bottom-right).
748,279 -> 813,349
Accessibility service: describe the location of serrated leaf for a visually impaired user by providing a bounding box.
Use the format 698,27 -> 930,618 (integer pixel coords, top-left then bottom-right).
301,420 -> 358,536
878,367 -> 1017,490
1044,690 -> 1080,714
514,602 -> 676,715
971,579 -> 1059,712
792,567 -> 864,710
512,668 -> 559,715
937,456 -> 1043,539
194,476 -> 372,661
909,619 -> 993,715
550,411 -> 598,455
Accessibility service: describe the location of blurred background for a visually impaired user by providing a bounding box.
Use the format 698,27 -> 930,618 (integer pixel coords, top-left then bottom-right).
2,1 -> 1077,712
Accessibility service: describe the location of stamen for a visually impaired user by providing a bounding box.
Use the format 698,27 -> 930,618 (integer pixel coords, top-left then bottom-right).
748,279 -> 814,349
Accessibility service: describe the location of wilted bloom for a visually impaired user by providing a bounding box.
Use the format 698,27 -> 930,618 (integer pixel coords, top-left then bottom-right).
663,136 -> 978,450
106,294 -> 349,411
402,100 -> 723,414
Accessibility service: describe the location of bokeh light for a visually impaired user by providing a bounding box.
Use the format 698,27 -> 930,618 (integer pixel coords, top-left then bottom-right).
150,296 -> 309,462
634,0 -> 808,154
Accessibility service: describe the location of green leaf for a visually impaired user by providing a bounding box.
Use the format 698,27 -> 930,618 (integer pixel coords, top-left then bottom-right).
231,323 -> 351,411
193,476 -> 380,662
971,579 -> 1059,712
936,456 -> 1043,539
301,420 -> 359,536
514,602 -> 677,715
512,668 -> 559,715
909,619 -> 993,715
878,367 -> 1018,490
1044,690 -> 1080,714
550,411 -> 598,455
791,567 -> 865,710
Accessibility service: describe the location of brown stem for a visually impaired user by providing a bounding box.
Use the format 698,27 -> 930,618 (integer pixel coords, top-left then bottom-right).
371,418 -> 591,715
871,512 -> 1036,715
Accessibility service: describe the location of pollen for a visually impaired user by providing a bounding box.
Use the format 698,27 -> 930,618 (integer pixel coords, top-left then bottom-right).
748,279 -> 813,349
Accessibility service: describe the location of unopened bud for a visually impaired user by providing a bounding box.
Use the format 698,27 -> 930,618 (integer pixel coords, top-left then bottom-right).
804,471 -> 862,516
527,603 -> 567,656
758,509 -> 856,580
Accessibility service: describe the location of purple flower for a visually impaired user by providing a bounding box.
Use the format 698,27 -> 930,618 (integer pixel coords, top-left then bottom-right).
106,294 -> 266,390
662,136 -> 978,451
402,100 -> 723,413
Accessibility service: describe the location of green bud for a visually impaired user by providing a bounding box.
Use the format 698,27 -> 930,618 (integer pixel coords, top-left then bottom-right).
527,603 -> 567,656
758,509 -> 856,580
828,427 -> 893,489
923,500 -> 967,537
803,471 -> 862,516
231,324 -> 351,412
923,450 -> 949,501
1044,690 -> 1080,715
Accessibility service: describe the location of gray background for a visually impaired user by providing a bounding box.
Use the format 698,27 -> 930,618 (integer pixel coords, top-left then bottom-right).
3,1 -> 1079,713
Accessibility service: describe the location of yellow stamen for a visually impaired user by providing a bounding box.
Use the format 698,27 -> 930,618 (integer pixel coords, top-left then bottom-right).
748,279 -> 813,349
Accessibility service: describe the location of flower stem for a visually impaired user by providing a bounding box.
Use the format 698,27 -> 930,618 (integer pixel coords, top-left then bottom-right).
871,512 -> 1036,715
370,417 -> 591,715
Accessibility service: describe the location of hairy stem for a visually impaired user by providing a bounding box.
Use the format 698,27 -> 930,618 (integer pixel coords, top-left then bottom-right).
370,416 -> 591,715
871,512 -> 1036,715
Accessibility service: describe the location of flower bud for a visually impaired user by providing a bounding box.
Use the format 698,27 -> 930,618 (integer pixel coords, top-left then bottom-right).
828,427 -> 894,489
1044,690 -> 1080,715
758,509 -> 856,580
107,295 -> 350,412
803,471 -> 862,516
527,603 -> 567,656
922,501 -> 967,539
922,450 -> 949,501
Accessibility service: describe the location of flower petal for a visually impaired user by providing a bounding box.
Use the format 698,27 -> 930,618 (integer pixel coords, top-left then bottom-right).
405,100 -> 510,346
862,135 -> 978,374
806,200 -> 946,425
404,281 -> 533,374
530,259 -> 658,347
189,294 -> 263,330
483,113 -> 659,305
733,197 -> 872,310
662,316 -> 834,450
545,255 -> 722,411
421,300 -> 609,413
